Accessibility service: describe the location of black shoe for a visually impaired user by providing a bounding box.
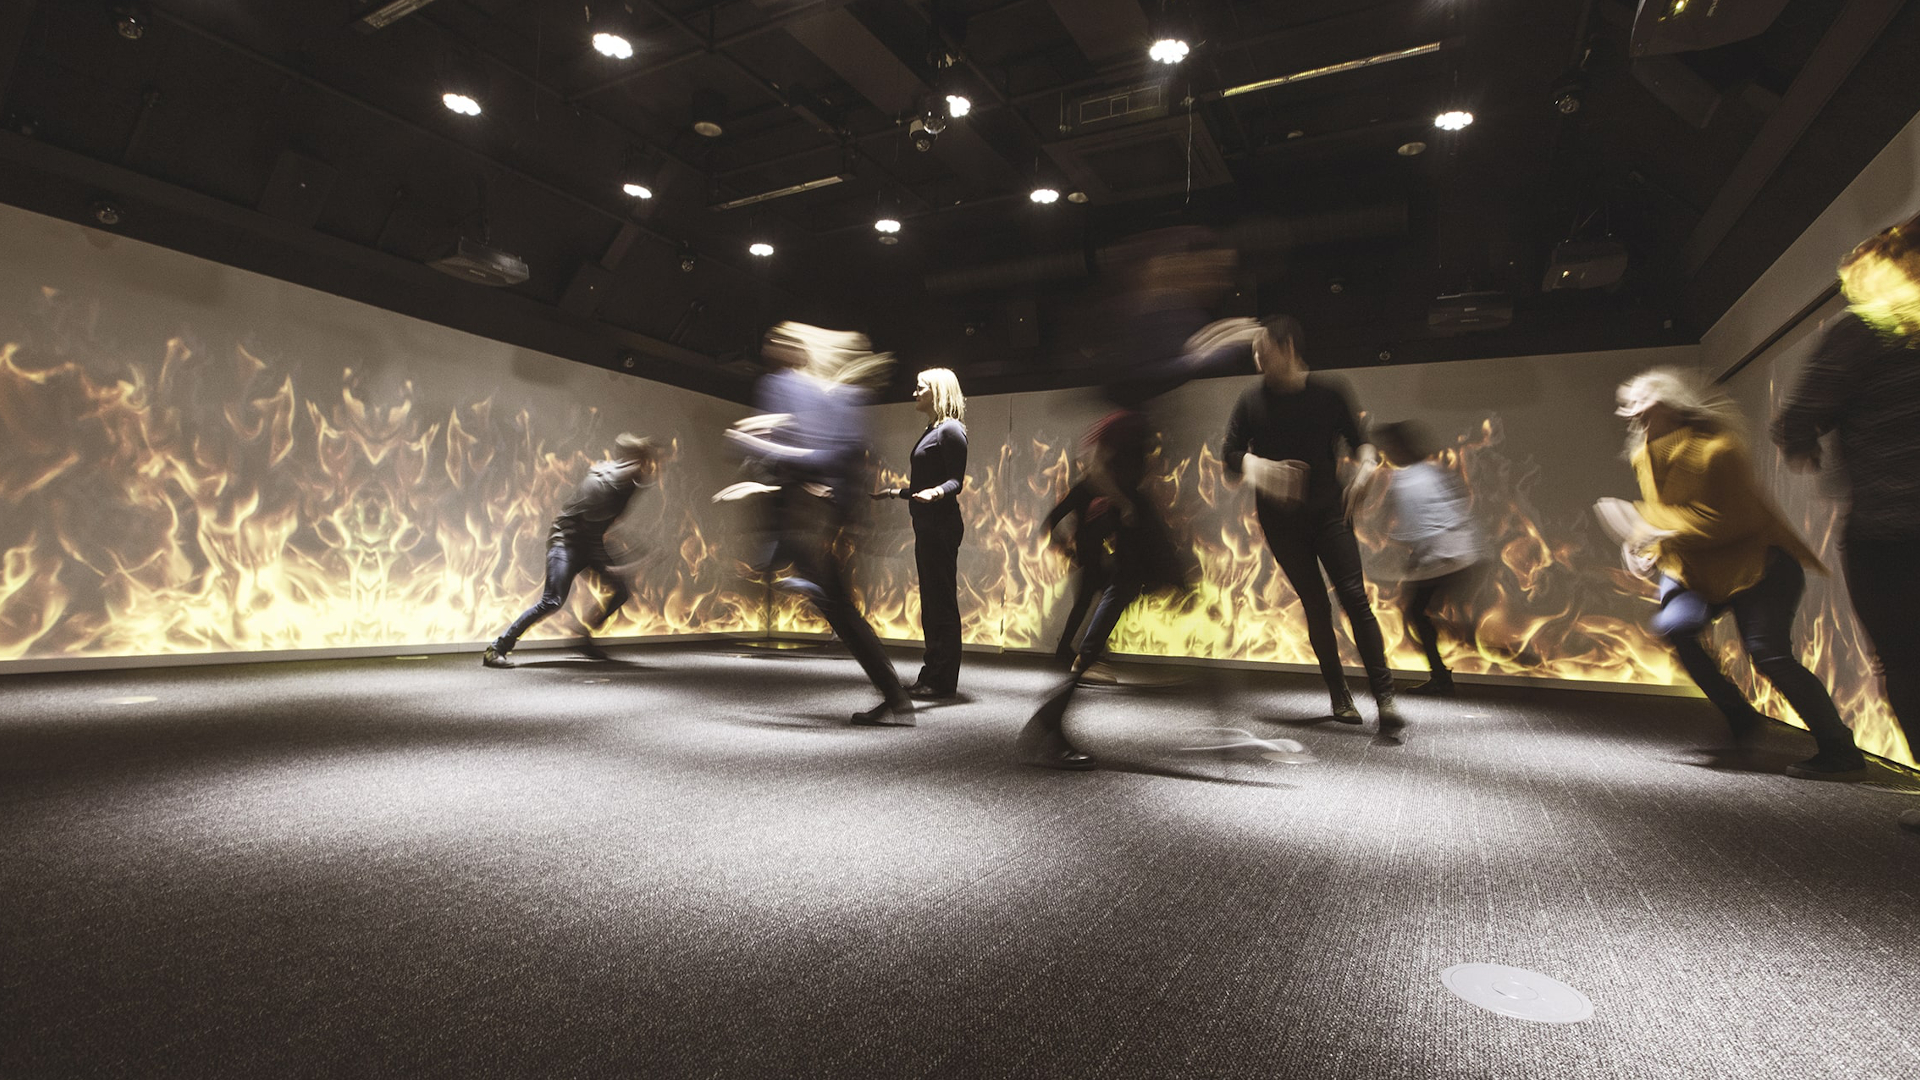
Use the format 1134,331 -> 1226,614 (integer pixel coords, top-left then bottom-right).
1330,699 -> 1363,724
1375,702 -> 1408,745
482,646 -> 515,669
1725,709 -> 1772,747
851,698 -> 917,727
574,639 -> 611,661
1784,750 -> 1868,779
1404,673 -> 1455,698
906,684 -> 957,701
1021,741 -> 1096,770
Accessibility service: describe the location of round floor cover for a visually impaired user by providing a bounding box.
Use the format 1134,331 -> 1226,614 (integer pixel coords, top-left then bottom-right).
1440,964 -> 1593,1024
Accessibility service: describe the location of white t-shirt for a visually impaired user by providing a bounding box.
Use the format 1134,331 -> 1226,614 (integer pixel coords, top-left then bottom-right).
1385,462 -> 1484,579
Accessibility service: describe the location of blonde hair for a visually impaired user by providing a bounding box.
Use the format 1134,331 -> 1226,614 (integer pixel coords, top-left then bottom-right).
1838,213 -> 1920,341
917,367 -> 966,426
1617,366 -> 1747,456
768,321 -> 895,387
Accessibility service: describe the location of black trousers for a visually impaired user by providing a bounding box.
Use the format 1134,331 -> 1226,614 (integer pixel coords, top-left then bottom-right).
912,511 -> 965,692
1256,502 -> 1394,702
1842,530 -> 1920,752
494,542 -> 627,652
1054,559 -> 1113,660
775,491 -> 905,702
1404,566 -> 1477,676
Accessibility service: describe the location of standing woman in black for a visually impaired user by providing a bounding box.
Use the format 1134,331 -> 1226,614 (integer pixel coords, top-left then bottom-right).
876,368 -> 969,699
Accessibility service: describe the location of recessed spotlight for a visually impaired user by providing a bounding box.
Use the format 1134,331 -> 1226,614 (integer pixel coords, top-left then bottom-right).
442,92 -> 482,116
874,218 -> 901,234
748,242 -> 774,257
622,182 -> 653,199
1397,141 -> 1427,156
1434,110 -> 1473,131
1149,38 -> 1189,65
592,32 -> 634,60
945,94 -> 971,118
1066,191 -> 1089,204
1029,187 -> 1060,204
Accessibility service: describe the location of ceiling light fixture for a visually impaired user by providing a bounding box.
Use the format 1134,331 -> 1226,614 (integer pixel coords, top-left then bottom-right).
874,217 -> 901,234
592,32 -> 634,59
691,89 -> 726,138
1029,186 -> 1060,204
1149,38 -> 1189,65
1434,109 -> 1474,131
1217,41 -> 1443,99
1397,140 -> 1427,156
708,173 -> 849,211
442,92 -> 482,116
748,242 -> 774,257
354,0 -> 439,32
945,93 -> 972,119
622,181 -> 652,199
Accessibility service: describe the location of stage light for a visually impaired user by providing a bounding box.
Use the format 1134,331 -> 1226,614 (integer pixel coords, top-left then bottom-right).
443,92 -> 482,116
909,115 -> 938,152
945,93 -> 972,118
1149,38 -> 1189,65
1434,110 -> 1473,131
1030,186 -> 1060,204
592,32 -> 634,59
113,4 -> 149,40
749,242 -> 774,257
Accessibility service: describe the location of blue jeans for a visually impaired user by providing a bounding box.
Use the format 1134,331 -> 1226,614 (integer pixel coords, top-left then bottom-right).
493,543 -> 629,653
1652,547 -> 1855,753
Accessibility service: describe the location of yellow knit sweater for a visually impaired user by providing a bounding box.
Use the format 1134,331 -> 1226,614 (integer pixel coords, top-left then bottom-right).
1631,425 -> 1822,604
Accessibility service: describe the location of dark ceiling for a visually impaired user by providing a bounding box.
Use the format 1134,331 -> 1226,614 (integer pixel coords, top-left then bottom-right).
0,0 -> 1916,402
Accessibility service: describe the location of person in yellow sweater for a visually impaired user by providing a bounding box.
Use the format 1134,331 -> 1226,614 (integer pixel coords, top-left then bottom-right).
1598,367 -> 1866,778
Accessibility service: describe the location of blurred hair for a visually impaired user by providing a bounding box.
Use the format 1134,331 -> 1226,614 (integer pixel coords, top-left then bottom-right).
1372,420 -> 1435,464
1260,313 -> 1305,356
1838,212 -> 1920,341
917,367 -> 966,426
612,433 -> 657,461
1617,366 -> 1746,456
767,321 -> 895,387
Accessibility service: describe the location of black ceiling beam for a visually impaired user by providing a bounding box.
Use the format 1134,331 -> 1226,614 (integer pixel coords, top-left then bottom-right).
0,131 -> 748,399
1680,0 -> 1906,275
567,0 -> 859,101
146,8 -> 788,292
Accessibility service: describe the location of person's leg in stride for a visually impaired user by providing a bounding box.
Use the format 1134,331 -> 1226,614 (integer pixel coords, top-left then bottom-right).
911,515 -> 964,696
1311,513 -> 1404,738
1054,559 -> 1108,664
1402,576 -> 1452,695
570,542 -> 631,660
1652,578 -> 1774,746
1733,549 -> 1865,778
485,546 -> 584,667
793,537 -> 913,726
1258,505 -> 1357,721
1018,569 -> 1141,769
1842,534 -> 1920,759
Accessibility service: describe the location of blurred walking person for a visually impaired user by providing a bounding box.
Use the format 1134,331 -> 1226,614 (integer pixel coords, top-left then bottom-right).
718,323 -> 914,726
872,368 -> 969,700
1772,214 -> 1920,804
1373,420 -> 1486,697
483,434 -> 661,667
1600,367 -> 1864,778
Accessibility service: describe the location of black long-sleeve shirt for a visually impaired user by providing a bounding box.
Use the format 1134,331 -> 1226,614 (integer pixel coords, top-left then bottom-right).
898,418 -> 967,518
548,461 -> 650,549
1221,376 -> 1365,513
1772,311 -> 1920,541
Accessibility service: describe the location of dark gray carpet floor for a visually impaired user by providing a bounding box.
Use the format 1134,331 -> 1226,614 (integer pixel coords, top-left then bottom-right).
2,644 -> 1917,1079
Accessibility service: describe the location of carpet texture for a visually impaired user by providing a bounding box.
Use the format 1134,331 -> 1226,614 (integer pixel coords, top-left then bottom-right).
2,645 -> 1917,1079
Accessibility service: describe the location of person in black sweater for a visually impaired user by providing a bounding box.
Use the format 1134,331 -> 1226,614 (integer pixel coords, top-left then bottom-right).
484,434 -> 660,667
1217,314 -> 1406,740
1773,213 -> 1920,789
873,368 -> 969,699
1042,471 -> 1117,665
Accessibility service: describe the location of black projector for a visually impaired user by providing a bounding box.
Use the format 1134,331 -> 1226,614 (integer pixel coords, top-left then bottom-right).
1542,240 -> 1629,292
1428,291 -> 1513,336
427,238 -> 530,287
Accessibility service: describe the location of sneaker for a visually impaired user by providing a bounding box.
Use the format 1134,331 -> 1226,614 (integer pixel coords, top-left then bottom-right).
1076,662 -> 1121,685
1330,699 -> 1363,725
1784,750 -> 1869,779
1404,673 -> 1455,698
481,646 -> 515,669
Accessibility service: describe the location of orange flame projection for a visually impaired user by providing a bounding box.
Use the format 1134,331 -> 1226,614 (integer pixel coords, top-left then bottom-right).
0,297 -> 759,661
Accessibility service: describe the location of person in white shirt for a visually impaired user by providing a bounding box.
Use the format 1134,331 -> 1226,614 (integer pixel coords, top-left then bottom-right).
1373,421 -> 1485,697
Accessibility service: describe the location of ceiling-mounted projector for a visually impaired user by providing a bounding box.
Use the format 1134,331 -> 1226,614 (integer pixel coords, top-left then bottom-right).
427,237 -> 529,287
